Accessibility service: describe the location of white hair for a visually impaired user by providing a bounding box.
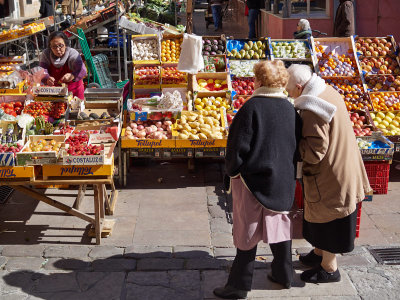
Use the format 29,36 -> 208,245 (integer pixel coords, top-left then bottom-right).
287,64 -> 313,91
298,19 -> 311,31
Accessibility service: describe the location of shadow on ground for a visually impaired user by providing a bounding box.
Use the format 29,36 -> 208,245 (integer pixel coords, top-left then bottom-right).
3,250 -> 306,300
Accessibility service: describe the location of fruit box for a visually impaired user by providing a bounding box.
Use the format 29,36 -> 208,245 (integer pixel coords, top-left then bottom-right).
0,121 -> 26,166
202,55 -> 228,73
268,38 -> 312,61
357,132 -> 394,160
193,94 -> 232,112
369,110 -> 400,143
350,110 -> 376,137
16,135 -> 65,166
228,59 -> 258,77
72,107 -> 121,124
133,64 -> 161,89
192,72 -> 232,97
131,34 -> 161,64
226,39 -> 268,60
353,35 -> 398,57
202,35 -> 227,56
161,64 -> 188,87
62,143 -> 109,165
32,84 -> 68,96
0,80 -> 25,95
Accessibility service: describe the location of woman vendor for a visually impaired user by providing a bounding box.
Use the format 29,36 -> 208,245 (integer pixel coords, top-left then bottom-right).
39,31 -> 87,99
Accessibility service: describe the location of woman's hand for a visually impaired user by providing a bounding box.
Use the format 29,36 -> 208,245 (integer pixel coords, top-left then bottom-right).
47,77 -> 56,86
60,73 -> 75,83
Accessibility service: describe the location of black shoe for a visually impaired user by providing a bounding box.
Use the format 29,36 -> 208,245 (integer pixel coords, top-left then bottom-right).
299,250 -> 323,267
267,272 -> 291,289
300,265 -> 341,283
213,285 -> 248,299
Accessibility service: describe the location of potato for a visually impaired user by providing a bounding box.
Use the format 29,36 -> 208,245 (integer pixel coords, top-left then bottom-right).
190,128 -> 198,134
199,133 -> 207,139
177,124 -> 183,130
188,115 -> 197,122
189,121 -> 199,128
179,133 -> 189,139
189,134 -> 199,139
182,130 -> 190,136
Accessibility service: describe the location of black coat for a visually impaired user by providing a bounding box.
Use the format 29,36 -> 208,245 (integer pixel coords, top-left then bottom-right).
225,96 -> 302,212
246,0 -> 265,10
40,0 -> 55,18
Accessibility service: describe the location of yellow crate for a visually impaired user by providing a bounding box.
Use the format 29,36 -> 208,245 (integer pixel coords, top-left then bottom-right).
175,139 -> 227,148
121,136 -> 176,148
42,162 -> 113,178
0,80 -> 25,95
0,166 -> 35,179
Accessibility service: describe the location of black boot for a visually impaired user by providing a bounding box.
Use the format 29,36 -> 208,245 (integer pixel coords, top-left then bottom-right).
269,240 -> 293,289
213,246 -> 257,298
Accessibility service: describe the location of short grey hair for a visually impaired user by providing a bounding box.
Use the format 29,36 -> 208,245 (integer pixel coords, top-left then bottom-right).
287,64 -> 313,91
298,19 -> 311,31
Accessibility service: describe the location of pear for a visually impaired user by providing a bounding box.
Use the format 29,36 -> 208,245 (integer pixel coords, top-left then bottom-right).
261,53 -> 266,58
253,53 -> 260,59
248,41 -> 254,48
239,49 -> 245,55
261,44 -> 266,50
253,44 -> 259,51
249,50 -> 255,57
235,53 -> 241,59
243,43 -> 250,51
231,49 -> 238,55
256,41 -> 262,48
257,49 -> 263,56
245,54 -> 251,59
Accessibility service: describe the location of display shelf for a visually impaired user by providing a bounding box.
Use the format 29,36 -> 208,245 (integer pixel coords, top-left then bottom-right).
0,28 -> 45,46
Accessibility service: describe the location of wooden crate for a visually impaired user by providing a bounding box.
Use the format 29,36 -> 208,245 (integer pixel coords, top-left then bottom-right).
192,72 -> 232,97
0,166 -> 35,181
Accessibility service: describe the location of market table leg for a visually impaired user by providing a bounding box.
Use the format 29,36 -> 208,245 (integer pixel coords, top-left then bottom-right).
93,184 -> 102,245
98,184 -> 105,219
73,184 -> 87,209
12,185 -> 95,224
105,182 -> 118,216
123,150 -> 127,187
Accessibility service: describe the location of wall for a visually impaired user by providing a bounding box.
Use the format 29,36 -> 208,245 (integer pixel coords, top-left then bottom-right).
19,0 -> 40,18
355,0 -> 400,42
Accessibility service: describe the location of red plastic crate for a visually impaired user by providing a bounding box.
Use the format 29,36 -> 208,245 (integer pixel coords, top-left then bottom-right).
363,161 -> 390,194
356,202 -> 362,238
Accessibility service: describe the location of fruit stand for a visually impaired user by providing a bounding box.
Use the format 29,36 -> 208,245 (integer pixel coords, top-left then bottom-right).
118,33 -> 399,194
0,84 -> 122,244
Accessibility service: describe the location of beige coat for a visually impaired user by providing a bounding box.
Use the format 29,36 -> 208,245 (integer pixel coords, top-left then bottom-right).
300,85 -> 371,223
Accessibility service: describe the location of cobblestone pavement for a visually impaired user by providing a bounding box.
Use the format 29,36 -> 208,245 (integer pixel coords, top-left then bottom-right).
0,159 -> 400,299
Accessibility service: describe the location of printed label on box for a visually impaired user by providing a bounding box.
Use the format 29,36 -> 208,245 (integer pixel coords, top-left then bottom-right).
63,155 -> 104,165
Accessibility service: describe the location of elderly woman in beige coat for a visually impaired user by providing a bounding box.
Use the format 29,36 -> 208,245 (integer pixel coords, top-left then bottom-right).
286,64 -> 371,284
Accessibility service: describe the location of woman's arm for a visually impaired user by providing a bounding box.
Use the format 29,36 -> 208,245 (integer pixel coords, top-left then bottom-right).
39,51 -> 51,83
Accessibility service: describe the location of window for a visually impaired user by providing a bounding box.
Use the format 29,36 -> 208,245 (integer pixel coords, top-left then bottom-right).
267,0 -> 330,18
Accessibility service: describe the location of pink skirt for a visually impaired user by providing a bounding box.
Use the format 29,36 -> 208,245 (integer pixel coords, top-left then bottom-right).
232,177 -> 292,250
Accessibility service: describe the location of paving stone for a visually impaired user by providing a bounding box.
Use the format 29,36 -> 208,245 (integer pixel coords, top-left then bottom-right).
124,246 -> 173,258
89,246 -> 124,259
5,257 -> 45,271
0,245 -> 3,255
0,292 -> 30,299
76,272 -> 125,299
342,246 -> 367,256
43,258 -> 91,271
126,283 -> 195,300
32,272 -> 79,293
174,246 -> 213,258
169,270 -> 201,299
208,206 -> 227,218
248,268 -> 357,298
0,256 -> 7,268
201,270 -> 230,299
296,247 -> 314,255
185,258 -> 228,270
0,270 -> 37,295
137,258 -> 184,271
347,267 -> 400,299
207,195 -> 219,206
214,247 -> 236,258
211,232 -> 233,248
337,255 -> 373,267
43,246 -> 90,259
1,245 -> 44,258
210,218 -> 232,233
311,297 -> 361,300
257,246 -> 273,256
127,271 -> 169,286
132,229 -> 211,247
92,258 -> 136,272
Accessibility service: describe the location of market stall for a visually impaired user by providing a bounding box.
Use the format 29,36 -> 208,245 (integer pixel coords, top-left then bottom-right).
0,82 -> 122,244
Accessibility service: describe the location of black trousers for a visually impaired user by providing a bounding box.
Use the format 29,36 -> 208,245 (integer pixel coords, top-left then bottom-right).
227,240 -> 293,291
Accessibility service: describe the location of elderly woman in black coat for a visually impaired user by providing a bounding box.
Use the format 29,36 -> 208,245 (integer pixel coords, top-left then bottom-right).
213,60 -> 302,299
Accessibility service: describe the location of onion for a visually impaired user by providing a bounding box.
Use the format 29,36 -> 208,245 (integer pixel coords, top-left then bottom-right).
130,122 -> 138,129
137,125 -> 144,131
157,127 -> 164,132
156,121 -> 162,128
